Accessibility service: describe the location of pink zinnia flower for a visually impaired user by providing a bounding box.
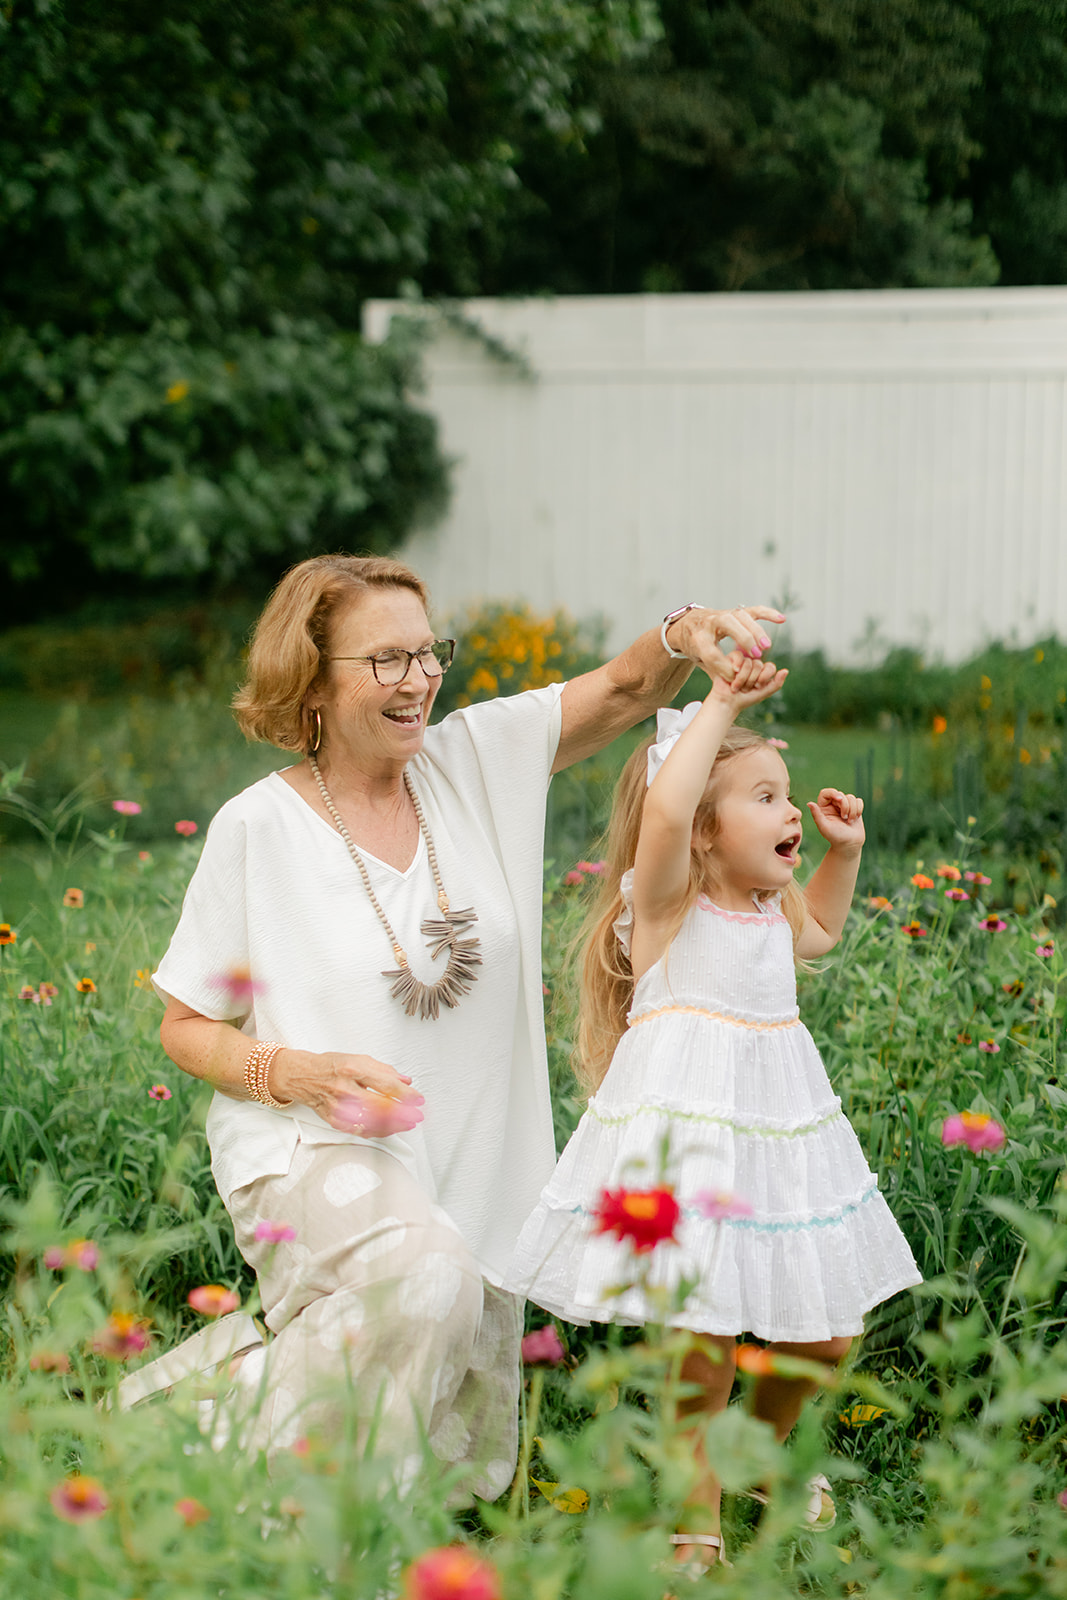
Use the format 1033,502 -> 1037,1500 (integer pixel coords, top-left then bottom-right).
112,800 -> 142,816
978,1039 -> 1001,1054
1036,943 -> 1055,958
944,889 -> 970,902
187,1285 -> 240,1317
45,1240 -> 99,1272
175,1497 -> 211,1527
18,985 -> 39,1003
254,1220 -> 297,1244
91,1312 -> 150,1360
942,1111 -> 1006,1153
403,1545 -> 502,1600
148,1084 -> 172,1101
38,982 -> 58,1004
335,1087 -> 425,1137
174,819 -> 198,836
212,965 -> 263,1008
693,1190 -> 755,1221
965,871 -> 992,886
767,737 -> 789,749
562,870 -> 583,886
979,915 -> 1008,932
521,1324 -> 566,1366
576,860 -> 606,875
50,1475 -> 109,1523
902,921 -> 928,939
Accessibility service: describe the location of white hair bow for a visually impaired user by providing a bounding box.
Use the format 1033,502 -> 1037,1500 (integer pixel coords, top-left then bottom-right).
646,702 -> 702,786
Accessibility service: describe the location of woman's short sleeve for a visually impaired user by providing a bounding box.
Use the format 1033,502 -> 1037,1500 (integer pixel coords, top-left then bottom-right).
152,799 -> 253,1021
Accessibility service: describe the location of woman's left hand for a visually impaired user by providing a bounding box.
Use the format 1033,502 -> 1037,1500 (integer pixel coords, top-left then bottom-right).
667,605 -> 786,680
806,789 -> 865,852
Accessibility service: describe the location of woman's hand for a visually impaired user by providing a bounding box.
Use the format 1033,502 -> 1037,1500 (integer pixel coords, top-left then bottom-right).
806,789 -> 865,854
272,1049 -> 425,1136
709,651 -> 788,712
667,605 -> 786,681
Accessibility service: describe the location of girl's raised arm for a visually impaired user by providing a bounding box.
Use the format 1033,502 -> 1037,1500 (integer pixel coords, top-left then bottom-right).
631,658 -> 786,972
796,789 -> 865,957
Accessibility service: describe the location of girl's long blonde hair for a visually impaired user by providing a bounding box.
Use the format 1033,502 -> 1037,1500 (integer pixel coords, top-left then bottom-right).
574,725 -> 807,1095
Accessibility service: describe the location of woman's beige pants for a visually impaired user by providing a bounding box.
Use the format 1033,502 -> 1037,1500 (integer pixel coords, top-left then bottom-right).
227,1141 -> 521,1500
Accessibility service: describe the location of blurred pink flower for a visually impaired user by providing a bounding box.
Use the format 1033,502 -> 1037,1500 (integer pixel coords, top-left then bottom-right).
521,1324 -> 566,1366
45,1239 -> 99,1272
978,1039 -> 1001,1054
18,985 -> 40,1003
978,916 -> 1008,932
39,982 -> 58,1005
693,1190 -> 755,1221
91,1312 -> 150,1359
138,850 -> 152,863
175,1496 -> 211,1527
112,800 -> 142,816
1059,1489 -> 1067,1511
575,860 -> 606,875
188,1285 -> 240,1317
148,1084 -> 172,1101
30,1350 -> 71,1374
1036,943 -> 1055,958
335,1087 -> 425,1137
174,819 -> 198,836
254,1220 -> 297,1244
212,965 -> 263,1008
50,1475 -> 109,1523
403,1546 -> 502,1600
965,871 -> 992,886
944,889 -> 970,902
562,870 -> 583,886
767,737 -> 789,749
942,1111 -> 1005,1153
43,1247 -> 65,1270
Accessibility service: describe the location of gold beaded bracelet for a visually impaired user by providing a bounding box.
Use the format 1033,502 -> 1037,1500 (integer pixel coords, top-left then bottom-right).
243,1040 -> 292,1109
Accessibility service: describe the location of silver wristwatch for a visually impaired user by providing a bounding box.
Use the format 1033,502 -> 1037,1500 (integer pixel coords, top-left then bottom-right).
660,603 -> 703,660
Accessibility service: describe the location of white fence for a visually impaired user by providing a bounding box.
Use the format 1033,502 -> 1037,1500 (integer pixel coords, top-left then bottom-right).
365,289 -> 1067,661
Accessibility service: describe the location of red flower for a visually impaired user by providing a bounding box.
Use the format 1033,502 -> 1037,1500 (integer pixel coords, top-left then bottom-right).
403,1546 -> 502,1600
187,1285 -> 240,1317
902,921 -> 928,939
174,819 -> 198,836
592,1186 -> 680,1253
50,1475 -> 109,1523
562,870 -> 583,886
175,1497 -> 211,1527
521,1324 -> 566,1366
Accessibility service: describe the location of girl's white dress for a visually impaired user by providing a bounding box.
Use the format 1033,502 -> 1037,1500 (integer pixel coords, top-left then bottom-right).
506,882 -> 922,1341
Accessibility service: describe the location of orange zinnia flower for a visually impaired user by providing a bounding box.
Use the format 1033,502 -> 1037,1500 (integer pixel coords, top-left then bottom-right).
75,978 -> 96,994
932,715 -> 948,735
62,888 -> 85,908
187,1285 -> 240,1317
735,1344 -> 778,1377
936,865 -> 962,881
0,924 -> 16,946
910,874 -> 934,890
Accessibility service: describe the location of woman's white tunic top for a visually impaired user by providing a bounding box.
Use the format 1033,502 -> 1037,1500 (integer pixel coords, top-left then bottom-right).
153,684 -> 564,1284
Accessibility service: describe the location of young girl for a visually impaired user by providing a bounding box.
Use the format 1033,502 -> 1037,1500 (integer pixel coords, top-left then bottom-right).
507,657 -> 921,1567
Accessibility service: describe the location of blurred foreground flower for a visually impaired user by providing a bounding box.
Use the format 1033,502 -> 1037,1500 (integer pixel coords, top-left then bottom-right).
50,1475 -> 109,1523
403,1545 -> 502,1600
767,737 -> 789,749
867,896 -> 892,911
592,1185 -> 680,1253
978,1039 -> 1001,1054
30,1350 -> 71,1373
188,1285 -> 240,1317
693,1190 -> 754,1221
92,1312 -> 150,1360
942,1112 -> 1006,1153
1036,943 -> 1055,958
335,1087 -> 425,1137
735,1344 -> 779,1376
174,819 -> 198,837
979,916 -> 1008,933
965,871 -> 992,886
911,874 -> 934,889
936,864 -> 961,880
112,800 -> 142,816
213,965 -> 263,1008
902,921 -> 928,939
521,1324 -> 566,1366
932,715 -> 948,735
62,888 -> 84,908
148,1084 -> 172,1101
944,889 -> 969,902
45,1239 -> 99,1272
175,1497 -> 211,1527
254,1220 -> 297,1244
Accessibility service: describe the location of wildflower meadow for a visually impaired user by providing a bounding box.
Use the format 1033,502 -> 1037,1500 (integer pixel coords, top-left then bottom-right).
1,622 -> 1067,1597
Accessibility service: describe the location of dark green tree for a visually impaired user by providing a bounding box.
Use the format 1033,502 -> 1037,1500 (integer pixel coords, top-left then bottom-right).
0,0 -> 657,614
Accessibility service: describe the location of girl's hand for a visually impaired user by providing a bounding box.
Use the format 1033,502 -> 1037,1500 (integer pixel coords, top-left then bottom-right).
668,605 -> 785,680
806,789 -> 865,853
709,651 -> 788,712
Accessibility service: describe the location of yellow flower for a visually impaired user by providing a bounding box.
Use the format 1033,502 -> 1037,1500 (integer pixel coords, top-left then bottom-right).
1019,748 -> 1032,765
1035,648 -> 1045,663
981,675 -> 992,690
134,969 -> 153,990
165,380 -> 190,404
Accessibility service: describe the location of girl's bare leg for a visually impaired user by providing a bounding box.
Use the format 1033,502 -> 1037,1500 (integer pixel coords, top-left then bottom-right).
750,1336 -> 852,1441
672,1335 -> 736,1562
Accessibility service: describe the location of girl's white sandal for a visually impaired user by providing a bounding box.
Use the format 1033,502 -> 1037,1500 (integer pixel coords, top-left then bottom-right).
113,1310 -> 264,1410
668,1532 -> 730,1572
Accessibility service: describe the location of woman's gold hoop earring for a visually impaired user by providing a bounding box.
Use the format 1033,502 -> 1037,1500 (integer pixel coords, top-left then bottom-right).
309,706 -> 323,754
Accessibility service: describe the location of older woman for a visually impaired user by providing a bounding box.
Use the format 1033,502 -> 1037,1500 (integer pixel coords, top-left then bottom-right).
151,553 -> 782,1489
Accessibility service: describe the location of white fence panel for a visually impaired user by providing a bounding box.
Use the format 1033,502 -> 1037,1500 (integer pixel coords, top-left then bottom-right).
364,290 -> 1067,661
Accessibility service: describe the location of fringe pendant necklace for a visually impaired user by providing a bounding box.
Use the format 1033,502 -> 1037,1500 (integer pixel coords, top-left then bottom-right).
310,757 -> 482,1021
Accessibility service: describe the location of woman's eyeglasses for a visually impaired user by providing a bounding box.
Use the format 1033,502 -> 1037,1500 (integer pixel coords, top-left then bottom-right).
327,639 -> 456,687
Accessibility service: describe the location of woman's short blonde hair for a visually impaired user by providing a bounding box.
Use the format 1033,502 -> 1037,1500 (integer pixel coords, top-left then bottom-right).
232,553 -> 430,751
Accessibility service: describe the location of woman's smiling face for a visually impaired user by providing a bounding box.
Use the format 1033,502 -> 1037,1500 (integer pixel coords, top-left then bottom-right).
312,586 -> 442,770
